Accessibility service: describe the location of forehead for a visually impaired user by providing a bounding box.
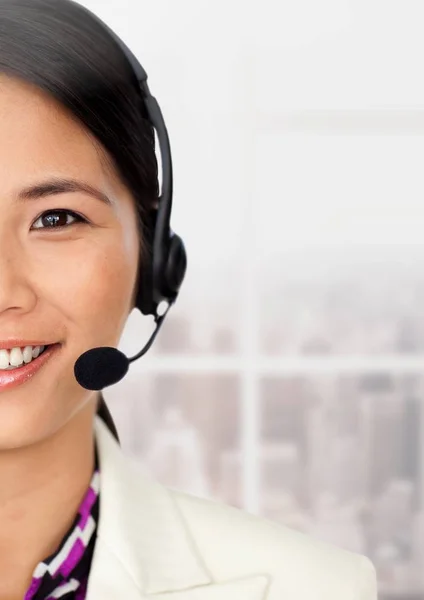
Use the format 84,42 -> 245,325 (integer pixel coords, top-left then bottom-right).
0,73 -> 117,191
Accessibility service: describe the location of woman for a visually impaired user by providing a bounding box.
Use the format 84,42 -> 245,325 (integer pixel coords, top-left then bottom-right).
0,1 -> 377,598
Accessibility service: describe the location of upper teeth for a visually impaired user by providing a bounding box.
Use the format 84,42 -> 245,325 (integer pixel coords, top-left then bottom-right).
0,346 -> 46,369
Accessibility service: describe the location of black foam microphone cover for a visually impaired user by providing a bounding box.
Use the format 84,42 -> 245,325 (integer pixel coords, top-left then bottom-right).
74,347 -> 129,391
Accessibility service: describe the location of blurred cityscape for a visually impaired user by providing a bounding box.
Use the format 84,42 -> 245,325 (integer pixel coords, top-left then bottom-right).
105,248 -> 424,600
260,247 -> 424,357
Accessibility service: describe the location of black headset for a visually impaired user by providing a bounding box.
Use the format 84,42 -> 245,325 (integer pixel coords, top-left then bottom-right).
73,3 -> 187,441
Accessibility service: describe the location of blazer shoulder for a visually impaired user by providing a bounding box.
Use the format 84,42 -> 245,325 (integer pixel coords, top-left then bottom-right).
169,488 -> 377,599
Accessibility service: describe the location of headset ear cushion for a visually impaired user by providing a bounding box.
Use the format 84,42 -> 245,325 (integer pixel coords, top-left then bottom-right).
163,234 -> 187,296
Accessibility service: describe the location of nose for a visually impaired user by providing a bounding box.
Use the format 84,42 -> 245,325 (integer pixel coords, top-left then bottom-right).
0,241 -> 37,315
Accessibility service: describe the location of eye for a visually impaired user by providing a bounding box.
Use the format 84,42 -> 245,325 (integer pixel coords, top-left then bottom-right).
31,210 -> 88,230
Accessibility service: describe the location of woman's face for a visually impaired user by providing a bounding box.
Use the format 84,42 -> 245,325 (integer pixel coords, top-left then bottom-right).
0,75 -> 140,448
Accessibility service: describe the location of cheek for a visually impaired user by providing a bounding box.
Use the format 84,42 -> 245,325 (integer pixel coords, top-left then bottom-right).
80,252 -> 135,315
39,238 -> 138,343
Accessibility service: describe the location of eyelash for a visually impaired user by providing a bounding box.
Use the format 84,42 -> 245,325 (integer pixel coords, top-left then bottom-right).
31,210 -> 88,231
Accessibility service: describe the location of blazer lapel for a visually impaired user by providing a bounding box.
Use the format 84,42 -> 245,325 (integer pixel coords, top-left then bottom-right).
86,417 -> 269,600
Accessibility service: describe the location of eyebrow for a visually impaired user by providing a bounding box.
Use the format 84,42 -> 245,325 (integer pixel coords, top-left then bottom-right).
17,177 -> 113,206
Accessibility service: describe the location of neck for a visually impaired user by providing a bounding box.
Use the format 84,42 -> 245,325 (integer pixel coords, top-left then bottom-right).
0,394 -> 99,600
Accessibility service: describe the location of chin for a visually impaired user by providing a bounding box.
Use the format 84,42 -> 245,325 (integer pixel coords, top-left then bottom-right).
0,390 -> 85,451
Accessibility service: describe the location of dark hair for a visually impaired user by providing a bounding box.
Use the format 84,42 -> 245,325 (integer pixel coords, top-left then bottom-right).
0,0 -> 159,439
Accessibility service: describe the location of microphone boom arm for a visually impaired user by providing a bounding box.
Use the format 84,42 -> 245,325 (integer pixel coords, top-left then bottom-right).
128,301 -> 173,363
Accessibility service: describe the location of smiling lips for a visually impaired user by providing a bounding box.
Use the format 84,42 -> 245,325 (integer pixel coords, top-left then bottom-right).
0,343 -> 61,390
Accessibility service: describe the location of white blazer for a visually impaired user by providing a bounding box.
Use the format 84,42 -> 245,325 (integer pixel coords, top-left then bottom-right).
86,416 -> 378,600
